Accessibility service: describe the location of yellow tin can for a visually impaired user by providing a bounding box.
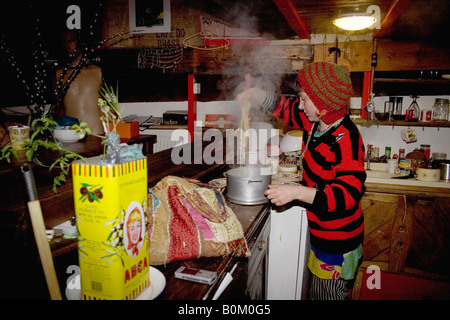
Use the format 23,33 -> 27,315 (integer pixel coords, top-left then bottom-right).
72,156 -> 150,300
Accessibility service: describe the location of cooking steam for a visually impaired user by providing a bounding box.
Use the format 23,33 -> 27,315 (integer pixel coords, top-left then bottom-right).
213,5 -> 283,167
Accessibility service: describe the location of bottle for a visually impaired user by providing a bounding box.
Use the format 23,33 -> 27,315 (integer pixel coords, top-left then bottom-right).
406,95 -> 420,122
385,146 -> 391,159
432,98 -> 449,122
399,148 -> 405,161
372,147 -> 379,161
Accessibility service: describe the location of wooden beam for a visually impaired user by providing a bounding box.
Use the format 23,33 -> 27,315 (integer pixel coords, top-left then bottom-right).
272,0 -> 310,39
374,0 -> 412,38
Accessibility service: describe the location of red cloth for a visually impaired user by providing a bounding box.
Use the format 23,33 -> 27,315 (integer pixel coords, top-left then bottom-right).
166,185 -> 200,262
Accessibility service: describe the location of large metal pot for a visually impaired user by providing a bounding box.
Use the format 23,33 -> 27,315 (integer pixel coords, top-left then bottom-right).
226,166 -> 272,205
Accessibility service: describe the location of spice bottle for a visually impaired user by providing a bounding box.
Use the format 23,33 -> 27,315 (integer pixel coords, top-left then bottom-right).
385,146 -> 391,159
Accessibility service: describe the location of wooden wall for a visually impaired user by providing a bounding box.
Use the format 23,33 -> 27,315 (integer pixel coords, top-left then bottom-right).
314,39 -> 450,72
99,0 -> 450,102
101,0 -> 313,75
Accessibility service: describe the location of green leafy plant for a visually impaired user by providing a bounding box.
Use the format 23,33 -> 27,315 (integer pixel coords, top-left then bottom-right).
70,122 -> 91,139
0,116 -> 87,193
98,82 -> 123,133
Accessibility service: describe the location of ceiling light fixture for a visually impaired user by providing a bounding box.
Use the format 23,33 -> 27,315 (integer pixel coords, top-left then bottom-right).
333,13 -> 377,31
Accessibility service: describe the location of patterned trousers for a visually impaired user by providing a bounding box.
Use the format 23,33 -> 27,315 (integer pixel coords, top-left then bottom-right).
309,274 -> 351,300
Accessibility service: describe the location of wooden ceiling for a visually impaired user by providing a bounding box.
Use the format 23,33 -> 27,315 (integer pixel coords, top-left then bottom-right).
185,0 -> 450,43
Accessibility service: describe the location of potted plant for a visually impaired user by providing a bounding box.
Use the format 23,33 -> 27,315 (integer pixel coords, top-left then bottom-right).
98,83 -> 139,139
1,116 -> 90,193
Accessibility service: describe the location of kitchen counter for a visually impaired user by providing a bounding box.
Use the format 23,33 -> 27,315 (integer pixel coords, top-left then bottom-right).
54,144 -> 271,300
364,162 -> 450,197
1,133 -> 272,299
153,201 -> 270,300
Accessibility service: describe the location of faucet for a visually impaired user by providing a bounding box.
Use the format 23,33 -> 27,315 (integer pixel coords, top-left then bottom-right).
366,144 -> 372,170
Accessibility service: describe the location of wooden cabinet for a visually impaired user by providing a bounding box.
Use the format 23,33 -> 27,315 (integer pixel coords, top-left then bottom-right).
405,195 -> 450,277
374,76 -> 450,95
352,191 -> 450,299
358,192 -> 411,273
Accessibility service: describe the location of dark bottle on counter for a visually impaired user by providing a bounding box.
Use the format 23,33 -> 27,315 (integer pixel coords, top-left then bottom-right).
399,148 -> 405,161
406,95 -> 420,122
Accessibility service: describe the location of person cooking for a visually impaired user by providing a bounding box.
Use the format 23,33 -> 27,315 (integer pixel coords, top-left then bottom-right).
54,30 -> 104,135
237,62 -> 366,300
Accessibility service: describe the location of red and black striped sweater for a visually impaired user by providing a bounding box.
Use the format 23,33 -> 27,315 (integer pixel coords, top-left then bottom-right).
264,94 -> 366,254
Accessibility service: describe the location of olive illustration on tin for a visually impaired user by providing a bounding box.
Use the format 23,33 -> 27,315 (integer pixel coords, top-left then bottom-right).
79,183 -> 103,202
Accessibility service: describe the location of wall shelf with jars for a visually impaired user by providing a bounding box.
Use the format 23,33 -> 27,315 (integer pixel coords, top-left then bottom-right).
352,118 -> 450,128
353,94 -> 450,128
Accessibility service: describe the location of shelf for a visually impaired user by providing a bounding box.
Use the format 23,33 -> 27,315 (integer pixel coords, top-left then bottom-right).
374,78 -> 450,84
352,118 -> 450,128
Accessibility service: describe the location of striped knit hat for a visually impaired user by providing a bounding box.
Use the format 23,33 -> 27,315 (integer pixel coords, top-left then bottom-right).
297,62 -> 353,124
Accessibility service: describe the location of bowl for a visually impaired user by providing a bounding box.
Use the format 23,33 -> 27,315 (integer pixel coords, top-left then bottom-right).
375,112 -> 389,121
53,129 -> 85,142
416,168 -> 441,182
375,112 -> 389,120
280,130 -> 303,152
392,114 -> 406,121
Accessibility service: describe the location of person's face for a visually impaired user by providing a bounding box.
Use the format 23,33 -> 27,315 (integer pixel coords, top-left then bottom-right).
298,91 -> 321,122
62,31 -> 79,57
128,220 -> 141,244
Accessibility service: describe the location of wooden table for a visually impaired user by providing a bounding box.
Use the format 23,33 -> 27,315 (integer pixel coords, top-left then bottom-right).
0,134 -> 157,175
0,134 -> 157,246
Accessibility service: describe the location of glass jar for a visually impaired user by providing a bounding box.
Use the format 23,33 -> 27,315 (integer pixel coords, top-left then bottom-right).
430,152 -> 447,169
406,95 -> 420,122
432,98 -> 449,122
420,144 -> 430,161
372,147 -> 379,161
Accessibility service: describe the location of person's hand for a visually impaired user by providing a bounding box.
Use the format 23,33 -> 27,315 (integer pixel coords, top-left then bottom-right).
265,184 -> 317,206
236,87 -> 267,108
265,184 -> 300,206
